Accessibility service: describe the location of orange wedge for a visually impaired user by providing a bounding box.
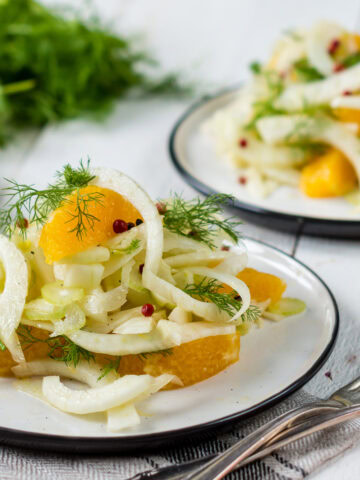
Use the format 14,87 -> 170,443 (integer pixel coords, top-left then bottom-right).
236,268 -> 286,306
300,149 -> 357,198
0,329 -> 241,388
220,267 -> 286,307
334,107 -> 360,130
39,186 -> 141,264
0,327 -> 49,376
117,333 -> 240,388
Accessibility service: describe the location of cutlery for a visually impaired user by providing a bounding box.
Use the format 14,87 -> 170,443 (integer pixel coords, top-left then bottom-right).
129,376 -> 360,480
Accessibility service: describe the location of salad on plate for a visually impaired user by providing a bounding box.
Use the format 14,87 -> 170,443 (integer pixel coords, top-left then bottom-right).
205,21 -> 360,202
0,161 -> 304,431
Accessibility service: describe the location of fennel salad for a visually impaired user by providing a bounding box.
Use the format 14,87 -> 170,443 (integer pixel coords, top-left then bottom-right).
204,21 -> 360,202
0,161 -> 304,432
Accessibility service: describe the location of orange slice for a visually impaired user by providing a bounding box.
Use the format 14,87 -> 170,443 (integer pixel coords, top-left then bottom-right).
39,186 -> 141,264
334,107 -> 360,130
117,333 -> 240,388
236,268 -> 286,306
220,267 -> 286,307
0,329 -> 240,388
300,149 -> 357,198
0,327 -> 49,376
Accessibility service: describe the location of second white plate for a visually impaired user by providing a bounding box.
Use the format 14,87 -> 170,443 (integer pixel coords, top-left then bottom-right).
169,88 -> 360,237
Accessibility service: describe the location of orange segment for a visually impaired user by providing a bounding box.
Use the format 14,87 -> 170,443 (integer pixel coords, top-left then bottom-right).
300,149 -> 357,198
220,267 -> 286,306
351,33 -> 360,50
334,107 -> 360,130
0,327 -> 49,376
117,333 -> 240,388
39,186 -> 141,264
236,268 -> 286,306
0,329 -> 240,388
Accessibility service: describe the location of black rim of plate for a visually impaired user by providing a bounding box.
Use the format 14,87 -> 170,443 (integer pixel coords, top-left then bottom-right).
168,87 -> 360,238
0,237 -> 339,453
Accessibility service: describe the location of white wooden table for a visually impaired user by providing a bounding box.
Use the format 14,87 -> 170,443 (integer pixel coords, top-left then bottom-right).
3,0 -> 360,477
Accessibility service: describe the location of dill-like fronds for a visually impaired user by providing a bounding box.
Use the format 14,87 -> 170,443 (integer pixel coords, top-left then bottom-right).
138,349 -> 173,360
245,71 -> 285,130
249,61 -> 262,75
342,52 -> 360,68
17,325 -> 94,367
184,277 -> 261,322
293,59 -> 324,82
0,159 -> 103,238
0,0 -> 189,146
162,194 -> 242,249
112,239 -> 141,256
97,357 -> 121,381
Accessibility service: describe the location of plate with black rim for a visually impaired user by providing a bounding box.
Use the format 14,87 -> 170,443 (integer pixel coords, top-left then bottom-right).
0,238 -> 338,453
169,87 -> 360,238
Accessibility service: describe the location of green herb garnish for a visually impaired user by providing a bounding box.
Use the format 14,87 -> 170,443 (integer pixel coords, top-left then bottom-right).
138,349 -> 173,360
0,0 -> 188,146
293,59 -> 324,82
184,278 -> 261,322
245,71 -> 285,130
97,357 -> 121,381
162,194 -> 242,249
0,339 -> 6,351
342,52 -> 360,68
17,325 -> 95,367
284,141 -> 327,157
112,239 -> 141,256
249,61 -> 262,75
0,159 -> 103,238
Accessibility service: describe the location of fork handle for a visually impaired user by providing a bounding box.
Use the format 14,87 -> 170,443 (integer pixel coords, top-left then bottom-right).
129,405 -> 360,480
182,404 -> 338,480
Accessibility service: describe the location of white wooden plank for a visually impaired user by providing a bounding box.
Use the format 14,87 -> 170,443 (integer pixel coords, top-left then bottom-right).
295,236 -> 360,398
0,131 -> 39,184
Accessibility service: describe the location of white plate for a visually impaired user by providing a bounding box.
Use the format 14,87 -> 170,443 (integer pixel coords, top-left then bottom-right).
0,238 -> 338,453
169,88 -> 360,237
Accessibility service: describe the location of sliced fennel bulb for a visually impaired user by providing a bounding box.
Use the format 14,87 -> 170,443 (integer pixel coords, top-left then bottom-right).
186,266 -> 251,321
257,115 -> 360,181
51,303 -> 86,337
42,374 -> 153,414
113,316 -> 155,334
0,235 -> 28,362
107,404 -> 140,431
67,320 -> 235,355
64,264 -> 104,289
41,281 -> 84,306
275,64 -> 360,111
24,298 -> 66,321
58,246 -> 110,265
82,285 -> 127,316
12,359 -> 118,387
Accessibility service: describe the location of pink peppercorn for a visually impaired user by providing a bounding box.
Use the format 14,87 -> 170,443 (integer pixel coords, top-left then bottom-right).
328,38 -> 340,55
142,304 -> 154,317
113,219 -> 128,234
156,202 -> 167,214
17,217 -> 29,229
333,63 -> 345,73
343,90 -> 352,96
238,176 -> 247,185
239,138 -> 248,148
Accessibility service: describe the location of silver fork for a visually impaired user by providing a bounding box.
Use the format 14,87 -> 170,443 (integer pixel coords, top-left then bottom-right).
129,376 -> 360,480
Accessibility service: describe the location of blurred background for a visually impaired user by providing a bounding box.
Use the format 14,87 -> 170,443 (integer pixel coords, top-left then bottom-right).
3,0 -> 359,199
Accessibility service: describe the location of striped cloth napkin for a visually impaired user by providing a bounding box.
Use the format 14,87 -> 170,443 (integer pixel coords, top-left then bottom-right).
1,389 -> 360,480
